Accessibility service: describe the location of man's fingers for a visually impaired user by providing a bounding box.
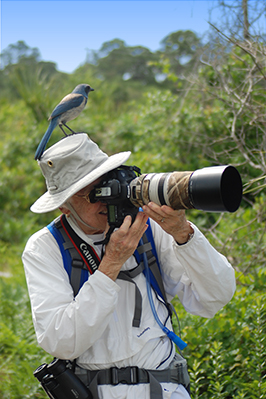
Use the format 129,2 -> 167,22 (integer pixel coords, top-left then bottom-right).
112,212 -> 148,242
119,215 -> 132,232
142,202 -> 167,222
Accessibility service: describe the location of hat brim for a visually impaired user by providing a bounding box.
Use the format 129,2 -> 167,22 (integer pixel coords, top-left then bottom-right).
30,151 -> 131,213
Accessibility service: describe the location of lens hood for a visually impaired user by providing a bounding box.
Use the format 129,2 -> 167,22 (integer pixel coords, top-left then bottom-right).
189,165 -> 242,212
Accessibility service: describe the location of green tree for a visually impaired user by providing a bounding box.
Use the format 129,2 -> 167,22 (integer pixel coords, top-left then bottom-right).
0,40 -> 41,68
0,41 -> 67,116
93,39 -> 159,86
159,30 -> 202,75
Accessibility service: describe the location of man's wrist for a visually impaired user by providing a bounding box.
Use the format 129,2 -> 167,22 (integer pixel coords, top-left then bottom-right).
175,224 -> 194,245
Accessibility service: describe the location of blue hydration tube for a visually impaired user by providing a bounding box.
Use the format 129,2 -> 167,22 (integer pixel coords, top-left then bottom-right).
141,239 -> 187,351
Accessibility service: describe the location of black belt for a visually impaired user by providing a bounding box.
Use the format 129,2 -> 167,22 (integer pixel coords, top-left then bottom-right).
75,354 -> 190,399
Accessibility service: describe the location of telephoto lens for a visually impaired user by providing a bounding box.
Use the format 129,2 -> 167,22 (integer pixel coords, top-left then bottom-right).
130,165 -> 242,213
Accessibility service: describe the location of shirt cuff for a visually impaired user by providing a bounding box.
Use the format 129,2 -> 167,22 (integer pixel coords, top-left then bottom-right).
93,270 -> 121,293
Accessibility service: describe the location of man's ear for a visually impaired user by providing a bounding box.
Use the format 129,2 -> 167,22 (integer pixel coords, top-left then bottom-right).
59,206 -> 71,216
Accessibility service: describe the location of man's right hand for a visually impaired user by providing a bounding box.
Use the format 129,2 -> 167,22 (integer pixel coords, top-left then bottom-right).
98,212 -> 148,281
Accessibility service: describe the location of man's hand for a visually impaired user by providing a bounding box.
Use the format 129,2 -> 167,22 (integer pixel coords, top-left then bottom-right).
98,212 -> 148,281
143,202 -> 194,244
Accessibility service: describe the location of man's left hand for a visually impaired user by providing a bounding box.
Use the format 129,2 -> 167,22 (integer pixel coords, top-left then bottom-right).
142,202 -> 194,245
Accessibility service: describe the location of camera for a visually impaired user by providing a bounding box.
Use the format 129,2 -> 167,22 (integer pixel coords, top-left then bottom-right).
90,166 -> 141,228
90,164 -> 242,232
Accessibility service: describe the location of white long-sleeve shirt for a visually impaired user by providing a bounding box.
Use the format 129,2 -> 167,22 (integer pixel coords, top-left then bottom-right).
22,216 -> 235,399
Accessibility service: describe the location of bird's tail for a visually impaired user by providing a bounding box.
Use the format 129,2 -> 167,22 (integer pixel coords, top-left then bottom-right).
34,119 -> 57,160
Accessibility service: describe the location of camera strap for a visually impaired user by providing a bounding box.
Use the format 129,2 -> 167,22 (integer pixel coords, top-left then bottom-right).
56,214 -> 100,274
50,215 -> 100,296
48,215 -> 145,327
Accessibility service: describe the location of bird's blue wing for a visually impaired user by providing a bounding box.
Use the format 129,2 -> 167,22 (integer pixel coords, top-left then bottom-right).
50,94 -> 85,119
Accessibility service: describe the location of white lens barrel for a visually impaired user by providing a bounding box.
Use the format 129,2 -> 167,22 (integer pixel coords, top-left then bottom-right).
143,173 -> 171,206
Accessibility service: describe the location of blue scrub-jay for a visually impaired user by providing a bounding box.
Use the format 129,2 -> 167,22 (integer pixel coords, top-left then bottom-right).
34,84 -> 94,160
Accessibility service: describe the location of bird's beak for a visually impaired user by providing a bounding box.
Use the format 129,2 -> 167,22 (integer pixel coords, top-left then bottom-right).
90,88 -> 95,92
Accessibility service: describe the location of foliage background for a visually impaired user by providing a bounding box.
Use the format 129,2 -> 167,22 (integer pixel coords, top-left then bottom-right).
0,1 -> 266,397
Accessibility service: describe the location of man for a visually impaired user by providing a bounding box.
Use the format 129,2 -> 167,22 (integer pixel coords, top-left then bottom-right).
22,133 -> 236,399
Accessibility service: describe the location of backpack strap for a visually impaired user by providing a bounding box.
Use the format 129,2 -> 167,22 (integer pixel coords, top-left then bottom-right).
134,219 -> 171,315
47,216 -> 91,297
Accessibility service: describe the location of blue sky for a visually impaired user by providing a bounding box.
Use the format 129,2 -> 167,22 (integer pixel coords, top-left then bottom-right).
1,1 -> 224,73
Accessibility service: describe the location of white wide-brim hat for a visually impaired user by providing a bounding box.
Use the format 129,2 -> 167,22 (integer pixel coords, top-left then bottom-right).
31,133 -> 131,213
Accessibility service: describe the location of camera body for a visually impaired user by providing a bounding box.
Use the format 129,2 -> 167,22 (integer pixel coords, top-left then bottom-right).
90,165 -> 141,227
89,164 -> 242,229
